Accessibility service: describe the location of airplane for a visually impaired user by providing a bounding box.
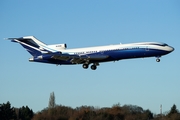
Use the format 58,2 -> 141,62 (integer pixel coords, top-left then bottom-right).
7,36 -> 174,70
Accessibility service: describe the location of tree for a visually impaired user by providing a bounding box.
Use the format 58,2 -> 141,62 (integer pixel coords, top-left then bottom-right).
168,104 -> 179,116
0,101 -> 16,120
48,92 -> 56,109
143,109 -> 153,119
19,106 -> 34,120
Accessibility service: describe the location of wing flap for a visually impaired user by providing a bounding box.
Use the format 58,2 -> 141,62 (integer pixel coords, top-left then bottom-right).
70,58 -> 85,64
51,54 -> 74,61
51,54 -> 109,64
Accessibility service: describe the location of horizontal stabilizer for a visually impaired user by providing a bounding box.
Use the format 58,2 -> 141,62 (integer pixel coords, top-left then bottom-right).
6,36 -> 49,56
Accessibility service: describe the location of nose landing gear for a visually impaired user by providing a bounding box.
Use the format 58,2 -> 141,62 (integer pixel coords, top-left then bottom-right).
156,56 -> 161,62
156,58 -> 160,62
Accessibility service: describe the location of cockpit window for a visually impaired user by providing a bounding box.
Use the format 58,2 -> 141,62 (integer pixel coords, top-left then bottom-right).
148,43 -> 168,46
133,42 -> 168,46
161,43 -> 168,46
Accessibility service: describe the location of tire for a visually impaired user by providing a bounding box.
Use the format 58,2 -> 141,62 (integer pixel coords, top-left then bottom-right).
82,64 -> 88,69
156,59 -> 160,62
91,65 -> 97,70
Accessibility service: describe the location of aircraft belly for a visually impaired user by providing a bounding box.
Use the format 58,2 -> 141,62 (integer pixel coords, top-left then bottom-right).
108,48 -> 170,60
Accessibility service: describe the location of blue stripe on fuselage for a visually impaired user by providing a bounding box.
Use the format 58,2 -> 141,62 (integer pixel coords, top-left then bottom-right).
104,48 -> 170,60
32,48 -> 170,65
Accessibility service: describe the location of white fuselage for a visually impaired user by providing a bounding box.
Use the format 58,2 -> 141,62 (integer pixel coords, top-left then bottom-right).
57,42 -> 174,56
8,36 -> 174,70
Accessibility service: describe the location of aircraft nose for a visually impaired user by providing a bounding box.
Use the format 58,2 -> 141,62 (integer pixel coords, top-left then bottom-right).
168,46 -> 174,52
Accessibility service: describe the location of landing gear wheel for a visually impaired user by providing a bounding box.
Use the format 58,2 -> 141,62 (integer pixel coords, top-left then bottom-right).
82,64 -> 89,69
156,58 -> 160,62
91,65 -> 97,70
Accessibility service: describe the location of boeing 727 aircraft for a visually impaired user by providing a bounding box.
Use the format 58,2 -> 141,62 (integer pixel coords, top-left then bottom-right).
7,36 -> 174,70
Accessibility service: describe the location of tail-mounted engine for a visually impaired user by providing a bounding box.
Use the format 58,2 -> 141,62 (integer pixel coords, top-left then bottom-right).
48,44 -> 67,50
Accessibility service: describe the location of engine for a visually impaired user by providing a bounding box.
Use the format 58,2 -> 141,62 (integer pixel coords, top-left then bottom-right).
47,44 -> 67,50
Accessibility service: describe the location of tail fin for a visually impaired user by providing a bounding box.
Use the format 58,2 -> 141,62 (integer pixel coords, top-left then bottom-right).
7,36 -> 51,57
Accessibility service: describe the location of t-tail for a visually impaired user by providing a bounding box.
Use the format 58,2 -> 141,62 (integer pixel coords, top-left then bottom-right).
6,36 -> 57,57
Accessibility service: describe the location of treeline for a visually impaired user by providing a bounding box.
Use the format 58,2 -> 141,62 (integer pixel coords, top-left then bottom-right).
0,101 -> 33,120
33,104 -> 153,120
33,104 -> 180,120
1,101 -> 180,120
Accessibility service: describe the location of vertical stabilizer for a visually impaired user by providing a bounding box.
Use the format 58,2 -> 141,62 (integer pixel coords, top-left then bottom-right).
7,36 -> 49,57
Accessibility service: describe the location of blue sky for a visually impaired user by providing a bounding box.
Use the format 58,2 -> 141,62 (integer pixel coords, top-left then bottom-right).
1,0 -> 180,114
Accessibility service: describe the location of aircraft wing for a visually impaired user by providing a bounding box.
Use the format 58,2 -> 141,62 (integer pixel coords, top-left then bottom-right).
51,54 -> 109,64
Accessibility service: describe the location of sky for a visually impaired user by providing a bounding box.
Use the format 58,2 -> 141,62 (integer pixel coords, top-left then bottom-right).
1,0 -> 180,114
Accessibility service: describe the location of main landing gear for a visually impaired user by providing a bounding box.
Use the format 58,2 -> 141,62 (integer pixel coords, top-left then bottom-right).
91,65 -> 97,70
82,64 -> 89,69
82,63 -> 99,70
